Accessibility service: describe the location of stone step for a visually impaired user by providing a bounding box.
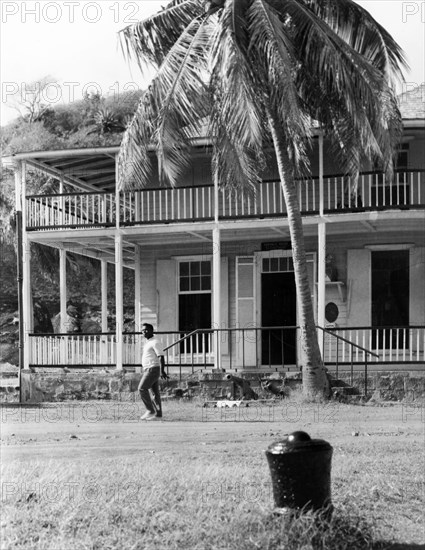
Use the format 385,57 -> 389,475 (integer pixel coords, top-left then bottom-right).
329,377 -> 359,395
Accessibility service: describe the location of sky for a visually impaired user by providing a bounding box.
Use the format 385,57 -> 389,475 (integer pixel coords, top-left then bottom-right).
1,0 -> 424,126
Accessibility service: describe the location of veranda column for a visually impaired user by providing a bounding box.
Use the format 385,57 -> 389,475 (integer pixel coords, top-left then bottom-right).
14,161 -> 24,372
115,235 -> 124,370
134,245 -> 142,373
318,224 -> 326,353
101,260 -> 108,332
115,154 -> 123,370
59,176 -> 67,332
317,131 -> 326,355
212,173 -> 221,370
21,162 -> 32,370
58,175 -> 67,366
100,259 -> 108,365
59,248 -> 67,326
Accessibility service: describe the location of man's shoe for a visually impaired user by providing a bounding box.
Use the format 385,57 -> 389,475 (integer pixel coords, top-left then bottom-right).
140,411 -> 156,421
156,413 -> 162,418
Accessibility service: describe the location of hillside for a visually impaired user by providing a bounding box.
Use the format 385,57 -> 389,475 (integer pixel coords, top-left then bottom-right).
1,87 -> 143,366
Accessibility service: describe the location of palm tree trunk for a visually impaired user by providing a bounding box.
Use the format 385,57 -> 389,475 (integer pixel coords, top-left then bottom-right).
267,111 -> 330,397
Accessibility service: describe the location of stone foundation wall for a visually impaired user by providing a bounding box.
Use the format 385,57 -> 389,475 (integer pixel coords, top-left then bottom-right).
19,370 -> 143,403
1,369 -> 424,404
16,370 -> 268,403
335,372 -> 425,401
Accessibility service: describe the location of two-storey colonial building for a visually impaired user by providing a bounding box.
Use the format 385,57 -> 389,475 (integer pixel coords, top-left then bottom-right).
5,85 -> 425,375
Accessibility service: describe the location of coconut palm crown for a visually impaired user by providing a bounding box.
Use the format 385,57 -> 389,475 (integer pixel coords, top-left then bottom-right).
118,0 -> 407,396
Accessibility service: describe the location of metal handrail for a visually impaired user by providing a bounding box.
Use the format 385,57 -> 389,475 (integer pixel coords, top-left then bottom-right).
163,328 -> 213,352
317,326 -> 379,357
317,326 -> 379,396
161,329 -> 214,380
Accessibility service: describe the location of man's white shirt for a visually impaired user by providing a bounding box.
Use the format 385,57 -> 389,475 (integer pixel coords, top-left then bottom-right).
142,337 -> 164,370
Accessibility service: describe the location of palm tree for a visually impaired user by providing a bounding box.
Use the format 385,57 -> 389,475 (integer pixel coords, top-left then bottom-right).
118,0 -> 406,396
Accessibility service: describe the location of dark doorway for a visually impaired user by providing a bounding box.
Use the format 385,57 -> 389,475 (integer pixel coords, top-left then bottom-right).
372,250 -> 409,349
261,272 -> 296,365
179,294 -> 211,352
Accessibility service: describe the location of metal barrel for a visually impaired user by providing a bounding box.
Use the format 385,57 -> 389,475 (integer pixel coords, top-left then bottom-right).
265,431 -> 333,512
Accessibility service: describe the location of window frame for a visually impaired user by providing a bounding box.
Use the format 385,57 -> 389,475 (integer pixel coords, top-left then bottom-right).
177,258 -> 212,294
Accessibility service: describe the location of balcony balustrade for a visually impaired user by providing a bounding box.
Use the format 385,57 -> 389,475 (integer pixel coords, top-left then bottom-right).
28,326 -> 425,370
29,333 -> 117,367
25,171 -> 424,230
26,191 -> 116,229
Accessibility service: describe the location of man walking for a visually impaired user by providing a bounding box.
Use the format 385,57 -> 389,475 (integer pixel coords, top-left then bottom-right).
138,323 -> 167,420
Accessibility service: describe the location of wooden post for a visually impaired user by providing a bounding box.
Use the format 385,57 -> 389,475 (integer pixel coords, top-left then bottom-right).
318,223 -> 326,355
115,154 -> 123,370
21,162 -> 31,370
59,175 -> 67,334
59,247 -> 67,367
100,259 -> 108,365
319,131 -> 324,218
213,172 -> 221,370
14,162 -> 24,386
59,249 -> 67,333
318,132 -> 326,355
60,174 -> 65,226
58,175 -> 67,365
101,260 -> 108,332
115,234 -> 124,370
134,245 -> 142,373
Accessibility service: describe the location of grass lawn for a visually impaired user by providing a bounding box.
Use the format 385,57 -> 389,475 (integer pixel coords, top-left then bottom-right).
1,397 -> 424,549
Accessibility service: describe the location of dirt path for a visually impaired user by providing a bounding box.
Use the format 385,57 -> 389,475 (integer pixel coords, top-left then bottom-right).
2,401 -> 423,463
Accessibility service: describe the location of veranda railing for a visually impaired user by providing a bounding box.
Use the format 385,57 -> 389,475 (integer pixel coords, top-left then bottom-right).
29,333 -> 117,366
318,326 -> 379,395
26,170 -> 424,229
28,326 -> 425,371
121,170 -> 425,222
26,191 -> 115,229
323,326 -> 425,364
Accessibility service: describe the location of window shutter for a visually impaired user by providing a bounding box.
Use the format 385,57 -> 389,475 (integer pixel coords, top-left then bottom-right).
157,259 -> 177,333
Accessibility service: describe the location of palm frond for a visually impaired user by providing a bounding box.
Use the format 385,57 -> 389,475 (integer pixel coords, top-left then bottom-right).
210,0 -> 264,149
153,16 -> 213,185
119,15 -> 213,189
211,114 -> 265,193
275,0 -> 385,121
247,0 -> 312,174
299,77 -> 400,184
367,87 -> 403,177
118,86 -> 158,190
270,0 -> 403,168
119,0 -> 204,73
305,0 -> 408,83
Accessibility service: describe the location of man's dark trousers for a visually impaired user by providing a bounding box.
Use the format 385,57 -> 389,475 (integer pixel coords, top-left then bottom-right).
138,366 -> 162,415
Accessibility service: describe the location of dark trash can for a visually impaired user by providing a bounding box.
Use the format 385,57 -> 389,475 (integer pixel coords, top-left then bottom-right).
265,431 -> 333,513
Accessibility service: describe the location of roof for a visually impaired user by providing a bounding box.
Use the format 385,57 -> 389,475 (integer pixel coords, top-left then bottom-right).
3,147 -> 120,193
398,84 -> 425,120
